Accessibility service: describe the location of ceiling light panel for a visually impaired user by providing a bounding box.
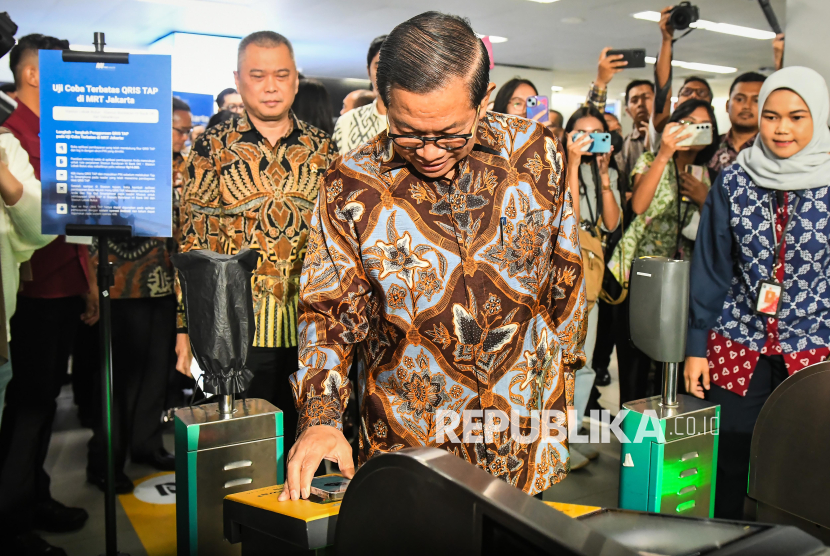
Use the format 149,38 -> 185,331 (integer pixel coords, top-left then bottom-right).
643,56 -> 736,74
632,11 -> 775,40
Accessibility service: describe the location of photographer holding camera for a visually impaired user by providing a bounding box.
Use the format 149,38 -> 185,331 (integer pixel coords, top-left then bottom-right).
650,5 -> 713,149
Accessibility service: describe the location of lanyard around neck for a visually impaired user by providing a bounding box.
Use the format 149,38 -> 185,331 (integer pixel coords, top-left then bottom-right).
768,192 -> 799,270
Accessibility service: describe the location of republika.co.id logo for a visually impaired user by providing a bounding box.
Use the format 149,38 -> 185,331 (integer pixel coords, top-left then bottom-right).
95,62 -> 116,70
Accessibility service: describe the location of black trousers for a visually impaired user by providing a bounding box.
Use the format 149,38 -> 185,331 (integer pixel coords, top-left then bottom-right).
707,354 -> 788,520
592,300 -> 615,372
245,346 -> 300,457
88,296 -> 175,472
0,295 -> 84,533
71,321 -> 99,427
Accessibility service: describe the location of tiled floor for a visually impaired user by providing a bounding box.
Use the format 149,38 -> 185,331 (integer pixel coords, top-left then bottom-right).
39,354 -> 624,554
42,386 -> 165,556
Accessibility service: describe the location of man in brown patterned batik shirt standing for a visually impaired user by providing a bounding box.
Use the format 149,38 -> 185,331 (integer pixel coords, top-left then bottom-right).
175,31 -> 336,457
281,12 -> 586,502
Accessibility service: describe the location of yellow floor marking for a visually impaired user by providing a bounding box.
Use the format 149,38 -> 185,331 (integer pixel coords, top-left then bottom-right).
119,472 -> 177,556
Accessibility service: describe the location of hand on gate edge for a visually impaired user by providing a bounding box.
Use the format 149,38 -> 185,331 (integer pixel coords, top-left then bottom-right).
684,356 -> 710,399
175,332 -> 193,377
278,425 -> 355,502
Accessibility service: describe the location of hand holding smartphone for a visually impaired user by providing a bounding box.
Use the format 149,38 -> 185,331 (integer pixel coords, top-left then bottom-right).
676,123 -> 713,148
526,95 -> 549,124
681,164 -> 707,205
606,48 -> 647,69
573,131 -> 612,154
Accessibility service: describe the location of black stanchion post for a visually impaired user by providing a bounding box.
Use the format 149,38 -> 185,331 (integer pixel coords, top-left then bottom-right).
67,226 -> 131,556
60,31 -> 136,555
96,235 -> 118,556
91,30 -> 119,556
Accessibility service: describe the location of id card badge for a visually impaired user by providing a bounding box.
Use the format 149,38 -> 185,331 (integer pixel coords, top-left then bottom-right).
756,280 -> 783,317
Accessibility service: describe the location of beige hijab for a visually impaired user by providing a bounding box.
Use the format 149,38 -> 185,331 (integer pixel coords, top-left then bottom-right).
738,66 -> 830,191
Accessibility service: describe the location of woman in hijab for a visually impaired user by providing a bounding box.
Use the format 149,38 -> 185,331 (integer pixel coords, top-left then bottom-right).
684,67 -> 830,520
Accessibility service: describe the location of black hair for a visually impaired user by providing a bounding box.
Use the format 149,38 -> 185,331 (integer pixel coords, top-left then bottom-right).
293,79 -> 334,135
173,96 -> 191,113
668,98 -> 720,165
238,31 -> 294,65
564,105 -> 608,134
604,112 -> 620,124
682,76 -> 713,100
9,34 -> 69,87
207,110 -> 235,129
216,88 -> 237,109
548,109 -> 564,128
729,71 -> 766,97
625,79 -> 654,104
492,78 -> 538,114
376,12 -> 490,109
367,35 -> 387,68
563,105 -> 626,223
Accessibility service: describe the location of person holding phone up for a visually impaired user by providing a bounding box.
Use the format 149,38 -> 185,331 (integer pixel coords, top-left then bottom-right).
564,105 -> 621,469
685,67 -> 830,519
607,99 -> 718,402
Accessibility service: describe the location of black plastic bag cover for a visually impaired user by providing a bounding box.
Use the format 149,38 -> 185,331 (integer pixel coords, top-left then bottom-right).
171,249 -> 259,395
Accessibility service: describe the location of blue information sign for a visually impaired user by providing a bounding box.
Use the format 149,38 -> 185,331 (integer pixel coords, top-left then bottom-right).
39,51 -> 173,237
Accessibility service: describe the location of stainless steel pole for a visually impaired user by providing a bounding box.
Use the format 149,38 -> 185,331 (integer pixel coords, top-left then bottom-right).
662,362 -> 679,407
218,394 -> 235,416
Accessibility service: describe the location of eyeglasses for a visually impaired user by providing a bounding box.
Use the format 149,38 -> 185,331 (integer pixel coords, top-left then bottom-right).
509,97 -> 527,110
386,107 -> 480,152
173,126 -> 193,136
225,103 -> 245,114
678,87 -> 711,100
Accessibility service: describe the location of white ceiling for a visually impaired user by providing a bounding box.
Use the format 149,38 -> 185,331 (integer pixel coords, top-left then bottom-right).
1,0 -> 786,98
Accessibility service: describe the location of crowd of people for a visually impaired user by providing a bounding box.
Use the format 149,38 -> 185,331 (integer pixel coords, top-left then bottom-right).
0,5 -> 824,555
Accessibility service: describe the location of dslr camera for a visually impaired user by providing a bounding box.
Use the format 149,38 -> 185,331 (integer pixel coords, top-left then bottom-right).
669,2 -> 700,31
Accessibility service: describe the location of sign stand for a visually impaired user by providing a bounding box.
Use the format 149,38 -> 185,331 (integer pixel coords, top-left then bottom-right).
63,32 -> 131,556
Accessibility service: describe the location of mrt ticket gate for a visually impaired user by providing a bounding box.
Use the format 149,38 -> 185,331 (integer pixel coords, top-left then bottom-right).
619,257 -> 721,517
223,447 -> 827,556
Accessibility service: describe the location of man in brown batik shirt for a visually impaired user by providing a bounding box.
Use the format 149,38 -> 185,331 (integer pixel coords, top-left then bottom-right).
281,12 -> 586,502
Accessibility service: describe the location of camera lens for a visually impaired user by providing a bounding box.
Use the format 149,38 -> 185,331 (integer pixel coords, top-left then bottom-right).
672,12 -> 690,29
669,2 -> 699,31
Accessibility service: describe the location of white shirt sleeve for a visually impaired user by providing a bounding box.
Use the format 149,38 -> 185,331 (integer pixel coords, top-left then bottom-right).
0,133 -> 56,260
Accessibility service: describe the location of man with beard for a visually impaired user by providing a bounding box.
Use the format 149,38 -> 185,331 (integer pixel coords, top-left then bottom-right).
707,72 -> 766,175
